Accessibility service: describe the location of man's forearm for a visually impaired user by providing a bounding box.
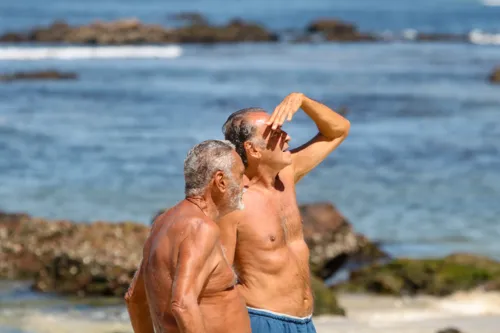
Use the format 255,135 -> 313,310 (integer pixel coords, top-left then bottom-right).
126,301 -> 154,333
125,262 -> 155,333
172,302 -> 206,333
301,95 -> 350,139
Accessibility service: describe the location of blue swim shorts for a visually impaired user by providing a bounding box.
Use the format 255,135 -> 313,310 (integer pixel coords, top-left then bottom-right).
247,307 -> 317,333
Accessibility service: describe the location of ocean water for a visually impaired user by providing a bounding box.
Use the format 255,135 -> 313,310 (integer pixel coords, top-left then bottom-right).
1,1 -> 500,332
0,0 -> 500,260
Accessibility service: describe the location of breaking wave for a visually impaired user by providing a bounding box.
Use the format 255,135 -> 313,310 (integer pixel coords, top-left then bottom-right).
0,45 -> 182,60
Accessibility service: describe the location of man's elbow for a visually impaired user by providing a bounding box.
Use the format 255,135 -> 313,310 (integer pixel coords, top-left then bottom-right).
170,295 -> 197,317
341,119 -> 351,137
329,119 -> 350,140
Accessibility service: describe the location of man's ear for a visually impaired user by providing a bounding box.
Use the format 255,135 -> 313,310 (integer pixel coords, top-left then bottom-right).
213,170 -> 226,193
244,141 -> 261,159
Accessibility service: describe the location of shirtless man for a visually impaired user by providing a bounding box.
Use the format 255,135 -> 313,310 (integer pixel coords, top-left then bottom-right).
220,93 -> 350,333
125,140 -> 251,333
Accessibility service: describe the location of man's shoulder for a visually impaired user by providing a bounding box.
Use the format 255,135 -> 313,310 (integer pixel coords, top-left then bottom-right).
150,215 -> 218,255
187,217 -> 219,239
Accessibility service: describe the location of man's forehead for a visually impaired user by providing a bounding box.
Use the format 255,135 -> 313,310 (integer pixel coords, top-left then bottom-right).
243,112 -> 270,134
244,111 -> 270,124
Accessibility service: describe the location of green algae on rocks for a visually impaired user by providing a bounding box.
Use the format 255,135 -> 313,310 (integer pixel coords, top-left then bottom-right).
335,253 -> 500,296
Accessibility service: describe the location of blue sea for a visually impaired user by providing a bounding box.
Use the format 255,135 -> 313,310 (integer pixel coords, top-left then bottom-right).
1,0 -> 499,259
1,0 -> 500,332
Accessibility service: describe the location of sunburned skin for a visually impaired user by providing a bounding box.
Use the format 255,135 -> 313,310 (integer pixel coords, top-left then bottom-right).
220,93 -> 351,318
234,168 -> 313,316
142,201 -> 250,333
125,146 -> 251,333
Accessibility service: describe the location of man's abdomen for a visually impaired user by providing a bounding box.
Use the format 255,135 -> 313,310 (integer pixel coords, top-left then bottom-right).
237,241 -> 313,317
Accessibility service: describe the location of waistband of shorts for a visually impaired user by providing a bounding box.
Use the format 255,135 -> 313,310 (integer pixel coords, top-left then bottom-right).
247,306 -> 313,324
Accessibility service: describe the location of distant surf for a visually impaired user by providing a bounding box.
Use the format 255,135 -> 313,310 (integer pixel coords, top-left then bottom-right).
0,45 -> 182,60
481,0 -> 500,6
469,30 -> 500,45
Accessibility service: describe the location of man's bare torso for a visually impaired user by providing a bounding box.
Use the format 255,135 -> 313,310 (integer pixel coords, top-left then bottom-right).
234,169 -> 313,317
143,201 -> 251,333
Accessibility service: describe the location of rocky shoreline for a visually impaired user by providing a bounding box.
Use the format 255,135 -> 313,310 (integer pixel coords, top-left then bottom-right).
0,14 -> 492,45
0,70 -> 78,82
2,204 -> 500,318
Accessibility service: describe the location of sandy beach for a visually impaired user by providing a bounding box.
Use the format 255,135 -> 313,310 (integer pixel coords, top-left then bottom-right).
2,291 -> 500,333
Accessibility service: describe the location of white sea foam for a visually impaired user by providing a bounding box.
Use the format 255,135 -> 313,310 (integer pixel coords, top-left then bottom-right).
2,293 -> 500,333
402,29 -> 418,40
481,0 -> 500,6
0,45 -> 182,60
469,30 -> 500,45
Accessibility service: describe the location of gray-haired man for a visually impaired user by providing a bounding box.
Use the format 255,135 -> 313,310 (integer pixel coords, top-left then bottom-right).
125,140 -> 251,333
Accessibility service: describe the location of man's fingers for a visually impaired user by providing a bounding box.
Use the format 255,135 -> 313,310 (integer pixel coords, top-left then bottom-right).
278,111 -> 287,127
270,107 -> 283,129
268,105 -> 283,125
266,110 -> 276,125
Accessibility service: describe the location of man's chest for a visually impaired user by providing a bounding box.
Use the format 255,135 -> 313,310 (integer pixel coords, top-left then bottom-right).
239,191 -> 304,248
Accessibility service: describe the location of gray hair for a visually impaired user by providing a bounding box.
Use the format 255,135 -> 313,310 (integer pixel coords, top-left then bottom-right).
222,107 -> 266,167
184,140 -> 236,197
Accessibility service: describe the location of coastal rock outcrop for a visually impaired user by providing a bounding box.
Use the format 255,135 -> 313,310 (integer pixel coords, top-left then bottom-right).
0,211 -> 148,296
305,19 -> 377,42
311,276 -> 345,316
334,253 -> 500,296
0,208 -> 351,314
1,203 -> 384,290
489,67 -> 500,84
301,202 -> 387,280
0,18 -> 278,44
0,70 -> 77,82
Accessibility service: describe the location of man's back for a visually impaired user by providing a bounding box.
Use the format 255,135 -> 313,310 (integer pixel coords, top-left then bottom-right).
143,200 -> 251,333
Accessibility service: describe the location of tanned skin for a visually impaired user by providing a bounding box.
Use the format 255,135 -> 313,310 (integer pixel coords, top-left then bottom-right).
125,258 -> 154,333
219,93 -> 350,317
125,150 -> 251,333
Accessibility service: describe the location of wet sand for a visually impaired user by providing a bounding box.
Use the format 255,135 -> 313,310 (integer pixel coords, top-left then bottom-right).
316,291 -> 500,333
1,291 -> 499,333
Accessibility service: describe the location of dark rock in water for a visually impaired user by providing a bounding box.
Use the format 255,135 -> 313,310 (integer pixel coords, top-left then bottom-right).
0,211 -> 149,297
301,203 -> 388,280
0,18 -> 278,45
311,276 -> 345,316
174,18 -> 278,43
489,67 -> 500,84
0,71 -> 77,82
0,32 -> 27,42
334,253 -> 500,296
305,19 -> 378,42
416,33 -> 468,42
436,328 -> 463,333
0,202 -> 380,298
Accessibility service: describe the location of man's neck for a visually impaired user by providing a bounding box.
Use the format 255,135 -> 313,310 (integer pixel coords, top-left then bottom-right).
185,196 -> 219,221
245,163 -> 280,189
